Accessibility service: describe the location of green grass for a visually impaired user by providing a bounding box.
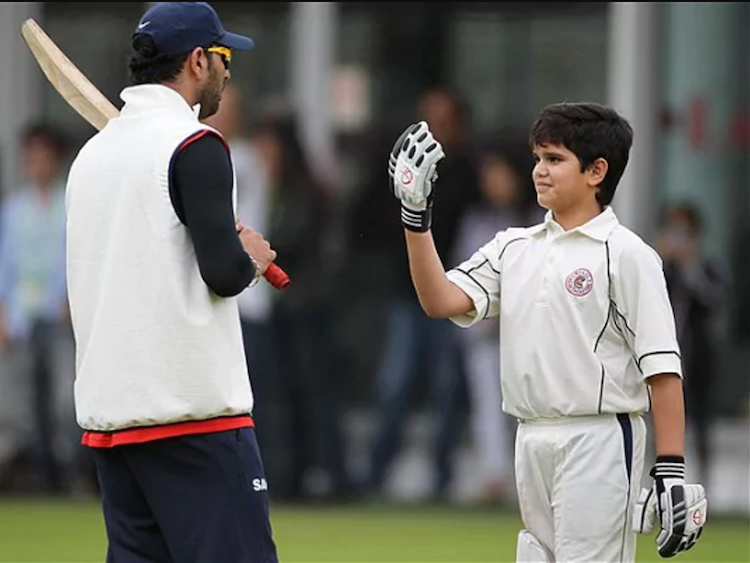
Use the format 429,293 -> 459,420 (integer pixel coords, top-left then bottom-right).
0,499 -> 747,562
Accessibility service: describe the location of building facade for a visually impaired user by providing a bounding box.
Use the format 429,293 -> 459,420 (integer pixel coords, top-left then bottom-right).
1,2 -> 747,415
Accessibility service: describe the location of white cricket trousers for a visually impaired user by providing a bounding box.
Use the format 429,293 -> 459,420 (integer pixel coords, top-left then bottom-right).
515,413 -> 647,563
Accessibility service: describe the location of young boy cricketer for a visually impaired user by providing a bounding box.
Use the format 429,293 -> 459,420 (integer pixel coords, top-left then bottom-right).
387,102 -> 707,562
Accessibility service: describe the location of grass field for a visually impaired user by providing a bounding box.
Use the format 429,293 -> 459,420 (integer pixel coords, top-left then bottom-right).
0,499 -> 747,562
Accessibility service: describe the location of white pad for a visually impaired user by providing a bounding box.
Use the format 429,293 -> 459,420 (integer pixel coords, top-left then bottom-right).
516,529 -> 554,563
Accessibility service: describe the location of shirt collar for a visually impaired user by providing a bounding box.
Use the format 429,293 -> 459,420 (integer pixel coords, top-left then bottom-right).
542,206 -> 619,242
119,84 -> 202,120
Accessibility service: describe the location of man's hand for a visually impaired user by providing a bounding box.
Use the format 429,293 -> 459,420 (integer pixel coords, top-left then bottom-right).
388,121 -> 445,232
237,223 -> 277,282
633,456 -> 707,558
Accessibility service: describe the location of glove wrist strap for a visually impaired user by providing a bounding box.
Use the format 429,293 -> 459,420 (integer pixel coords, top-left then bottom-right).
651,455 -> 686,480
401,204 -> 432,232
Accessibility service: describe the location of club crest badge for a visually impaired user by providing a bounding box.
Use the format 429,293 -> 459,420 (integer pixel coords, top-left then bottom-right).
565,268 -> 594,297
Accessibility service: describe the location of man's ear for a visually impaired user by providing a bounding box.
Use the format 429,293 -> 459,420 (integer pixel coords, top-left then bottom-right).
587,157 -> 608,187
187,47 -> 207,76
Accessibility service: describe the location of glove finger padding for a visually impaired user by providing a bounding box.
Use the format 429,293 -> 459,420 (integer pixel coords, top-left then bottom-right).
388,123 -> 419,182
633,487 -> 658,534
655,484 -> 708,558
388,121 -> 445,232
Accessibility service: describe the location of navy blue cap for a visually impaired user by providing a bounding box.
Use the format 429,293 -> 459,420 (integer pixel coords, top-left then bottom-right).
134,2 -> 254,56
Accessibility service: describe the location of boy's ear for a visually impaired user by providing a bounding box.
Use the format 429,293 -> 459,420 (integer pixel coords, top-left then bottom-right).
587,157 -> 608,187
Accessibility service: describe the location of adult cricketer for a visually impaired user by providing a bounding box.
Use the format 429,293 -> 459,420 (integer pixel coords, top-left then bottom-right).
64,3 -> 278,562
387,103 -> 707,562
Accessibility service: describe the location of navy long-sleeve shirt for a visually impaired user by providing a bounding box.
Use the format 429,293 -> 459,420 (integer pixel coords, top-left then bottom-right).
169,132 -> 256,297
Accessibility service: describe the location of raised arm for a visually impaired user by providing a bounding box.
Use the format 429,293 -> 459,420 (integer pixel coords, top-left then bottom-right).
388,121 -> 472,319
404,230 -> 472,318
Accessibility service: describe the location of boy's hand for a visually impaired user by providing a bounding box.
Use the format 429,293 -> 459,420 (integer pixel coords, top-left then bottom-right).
633,456 -> 707,558
388,121 -> 445,232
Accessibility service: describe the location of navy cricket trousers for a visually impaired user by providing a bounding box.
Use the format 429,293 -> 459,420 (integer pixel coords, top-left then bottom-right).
91,428 -> 278,563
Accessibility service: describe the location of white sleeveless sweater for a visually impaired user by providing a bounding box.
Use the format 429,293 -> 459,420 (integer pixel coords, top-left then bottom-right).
66,85 -> 253,432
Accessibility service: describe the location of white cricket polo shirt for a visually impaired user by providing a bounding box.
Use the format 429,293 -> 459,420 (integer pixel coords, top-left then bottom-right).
446,207 -> 683,420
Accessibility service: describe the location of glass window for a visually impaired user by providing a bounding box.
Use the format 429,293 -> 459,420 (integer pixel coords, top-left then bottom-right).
447,5 -> 608,133
41,2 -> 291,140
209,3 -> 291,116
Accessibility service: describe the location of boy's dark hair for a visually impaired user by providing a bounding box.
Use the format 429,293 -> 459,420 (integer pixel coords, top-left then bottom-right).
128,34 -> 196,85
529,102 -> 633,207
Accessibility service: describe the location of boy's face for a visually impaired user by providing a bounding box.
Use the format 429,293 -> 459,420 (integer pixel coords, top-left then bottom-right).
531,143 -> 604,214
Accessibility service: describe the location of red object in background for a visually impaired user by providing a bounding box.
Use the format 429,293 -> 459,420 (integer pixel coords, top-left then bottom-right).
265,263 -> 291,290
688,95 -> 707,150
729,110 -> 750,149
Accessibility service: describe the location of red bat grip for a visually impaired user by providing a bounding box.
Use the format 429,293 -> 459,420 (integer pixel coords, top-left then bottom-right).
264,263 -> 291,290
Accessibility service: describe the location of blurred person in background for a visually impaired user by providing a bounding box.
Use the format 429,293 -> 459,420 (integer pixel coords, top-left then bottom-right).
0,122 -> 80,495
656,201 -> 725,487
452,134 -> 539,505
203,85 -> 284,490
251,110 -> 352,502
353,85 -> 480,501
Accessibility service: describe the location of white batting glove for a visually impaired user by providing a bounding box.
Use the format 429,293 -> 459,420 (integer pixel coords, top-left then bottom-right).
388,121 -> 445,232
633,456 -> 708,558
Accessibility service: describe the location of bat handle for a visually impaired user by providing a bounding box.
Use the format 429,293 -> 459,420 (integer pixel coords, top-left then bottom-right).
264,263 -> 291,290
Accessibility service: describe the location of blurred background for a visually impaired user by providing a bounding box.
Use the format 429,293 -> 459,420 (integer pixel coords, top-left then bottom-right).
0,2 -> 748,561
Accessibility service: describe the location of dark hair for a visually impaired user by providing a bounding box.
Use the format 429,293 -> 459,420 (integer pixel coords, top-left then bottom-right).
661,201 -> 704,235
250,111 -> 327,198
481,131 -> 536,206
21,122 -> 68,159
529,102 -> 633,207
128,34 -> 193,85
420,84 -> 472,126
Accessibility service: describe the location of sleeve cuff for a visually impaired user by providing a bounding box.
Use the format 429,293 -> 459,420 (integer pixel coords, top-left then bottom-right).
445,269 -> 488,328
640,351 -> 683,379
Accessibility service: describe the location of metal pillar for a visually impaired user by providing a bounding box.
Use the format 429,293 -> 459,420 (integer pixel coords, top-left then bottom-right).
607,2 -> 660,239
289,2 -> 337,188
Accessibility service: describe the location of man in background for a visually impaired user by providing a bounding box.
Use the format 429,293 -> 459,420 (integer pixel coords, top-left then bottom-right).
203,85 -> 283,489
656,201 -> 725,488
0,122 -> 79,495
353,85 -> 479,500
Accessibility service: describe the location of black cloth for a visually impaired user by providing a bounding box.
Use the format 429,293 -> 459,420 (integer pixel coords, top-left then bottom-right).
170,133 -> 255,297
350,139 -> 480,298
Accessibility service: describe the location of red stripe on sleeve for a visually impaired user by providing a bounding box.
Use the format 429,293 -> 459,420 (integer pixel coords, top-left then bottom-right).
178,129 -> 229,152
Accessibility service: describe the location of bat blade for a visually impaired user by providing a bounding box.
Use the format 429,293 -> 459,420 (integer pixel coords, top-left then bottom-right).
21,18 -> 118,131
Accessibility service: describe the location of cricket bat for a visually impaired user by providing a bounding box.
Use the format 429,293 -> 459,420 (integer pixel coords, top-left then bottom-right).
20,18 -> 291,291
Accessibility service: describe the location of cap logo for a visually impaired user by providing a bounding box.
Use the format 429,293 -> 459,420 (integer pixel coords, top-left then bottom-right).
565,268 -> 594,297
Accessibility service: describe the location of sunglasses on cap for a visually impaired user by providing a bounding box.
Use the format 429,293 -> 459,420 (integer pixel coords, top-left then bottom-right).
207,45 -> 232,69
